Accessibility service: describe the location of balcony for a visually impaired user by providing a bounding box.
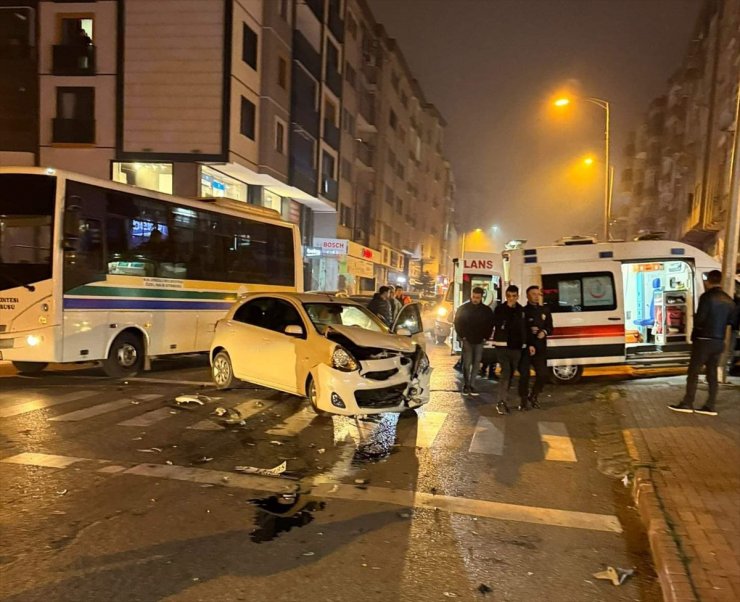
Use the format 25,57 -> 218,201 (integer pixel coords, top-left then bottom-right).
362,62 -> 378,87
53,44 -> 96,75
53,117 -> 95,143
326,69 -> 342,97
328,6 -> 344,42
323,119 -> 340,149
293,30 -> 321,80
290,159 -> 318,196
321,176 -> 338,203
357,94 -> 376,132
292,103 -> 319,139
355,141 -> 374,168
305,0 -> 324,20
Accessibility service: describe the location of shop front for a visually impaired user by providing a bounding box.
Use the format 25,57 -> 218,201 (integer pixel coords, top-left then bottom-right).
307,238 -> 380,294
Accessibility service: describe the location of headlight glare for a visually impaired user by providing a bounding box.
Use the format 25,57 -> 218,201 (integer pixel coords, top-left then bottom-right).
26,334 -> 43,347
331,346 -> 359,372
436,306 -> 448,318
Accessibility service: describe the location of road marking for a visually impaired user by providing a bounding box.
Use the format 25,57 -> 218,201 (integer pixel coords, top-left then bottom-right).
118,407 -> 173,427
622,429 -> 640,463
538,421 -> 577,462
469,417 -> 505,455
1,452 -> 87,468
0,390 -> 98,418
126,377 -> 213,387
133,394 -> 162,402
266,406 -> 315,436
398,411 -> 447,448
49,398 -> 135,422
188,398 -> 277,431
0,452 -> 622,533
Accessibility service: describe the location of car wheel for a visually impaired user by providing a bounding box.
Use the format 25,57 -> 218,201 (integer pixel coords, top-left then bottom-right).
549,365 -> 584,385
103,332 -> 144,378
434,334 -> 446,344
12,361 -> 48,375
306,378 -> 330,416
212,351 -> 235,390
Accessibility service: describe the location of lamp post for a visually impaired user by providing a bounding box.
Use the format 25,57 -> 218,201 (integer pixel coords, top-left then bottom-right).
555,96 -> 612,242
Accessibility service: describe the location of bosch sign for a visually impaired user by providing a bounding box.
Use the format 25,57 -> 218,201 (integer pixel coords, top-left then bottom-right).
314,238 -> 349,255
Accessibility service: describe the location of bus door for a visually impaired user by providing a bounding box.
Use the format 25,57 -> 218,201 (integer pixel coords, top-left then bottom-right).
541,261 -> 626,374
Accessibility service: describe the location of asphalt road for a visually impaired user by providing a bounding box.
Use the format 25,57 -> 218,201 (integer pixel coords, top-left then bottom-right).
0,345 -> 662,602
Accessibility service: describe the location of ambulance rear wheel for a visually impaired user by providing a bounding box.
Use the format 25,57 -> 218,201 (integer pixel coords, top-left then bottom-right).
12,361 -> 48,375
549,365 -> 583,385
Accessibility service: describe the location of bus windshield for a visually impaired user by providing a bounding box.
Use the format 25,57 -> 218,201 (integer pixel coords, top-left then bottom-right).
0,174 -> 56,291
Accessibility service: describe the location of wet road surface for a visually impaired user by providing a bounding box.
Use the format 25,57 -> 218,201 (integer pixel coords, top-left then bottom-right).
0,346 -> 661,601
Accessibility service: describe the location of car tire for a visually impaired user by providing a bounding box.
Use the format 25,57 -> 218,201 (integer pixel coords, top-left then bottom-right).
103,332 -> 144,378
434,334 -> 447,345
306,378 -> 330,416
548,365 -> 584,385
12,361 -> 48,375
399,408 -> 418,419
212,351 -> 235,390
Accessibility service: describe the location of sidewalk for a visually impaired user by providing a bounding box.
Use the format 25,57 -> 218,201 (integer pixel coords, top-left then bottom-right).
617,377 -> 740,602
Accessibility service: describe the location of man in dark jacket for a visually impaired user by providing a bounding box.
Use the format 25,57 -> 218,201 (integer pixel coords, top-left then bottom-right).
368,286 -> 393,327
669,270 -> 736,416
492,285 -> 527,415
454,286 -> 495,396
518,285 -> 553,410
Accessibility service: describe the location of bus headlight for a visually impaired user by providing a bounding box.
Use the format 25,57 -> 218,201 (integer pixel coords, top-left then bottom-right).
436,306 -> 449,318
26,334 -> 43,347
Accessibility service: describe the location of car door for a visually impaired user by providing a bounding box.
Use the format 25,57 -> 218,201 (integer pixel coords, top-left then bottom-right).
541,261 -> 626,366
228,297 -> 276,384
392,303 -> 427,349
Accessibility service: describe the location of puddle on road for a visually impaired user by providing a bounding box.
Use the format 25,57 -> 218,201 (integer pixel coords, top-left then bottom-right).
248,493 -> 326,543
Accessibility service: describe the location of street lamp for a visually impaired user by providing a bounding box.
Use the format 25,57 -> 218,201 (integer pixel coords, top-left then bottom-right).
555,95 -> 612,242
583,156 -> 595,167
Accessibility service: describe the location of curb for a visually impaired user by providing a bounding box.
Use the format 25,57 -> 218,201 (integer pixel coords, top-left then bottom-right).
624,427 -> 699,602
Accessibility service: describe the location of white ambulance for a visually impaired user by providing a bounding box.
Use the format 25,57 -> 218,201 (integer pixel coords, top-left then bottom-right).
503,237 -> 721,383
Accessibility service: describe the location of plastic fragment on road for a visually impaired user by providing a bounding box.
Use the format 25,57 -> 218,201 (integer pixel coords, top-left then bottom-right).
317,448 -> 326,454
57,489 -> 68,496
302,552 -> 315,557
213,407 -> 244,424
443,593 -> 458,598
234,461 -> 287,477
269,440 -> 284,446
593,566 -> 635,586
137,447 -> 162,453
175,395 -> 207,407
193,456 -> 214,464
354,478 -> 369,485
477,584 -> 493,595
621,474 -> 630,487
165,460 -> 173,465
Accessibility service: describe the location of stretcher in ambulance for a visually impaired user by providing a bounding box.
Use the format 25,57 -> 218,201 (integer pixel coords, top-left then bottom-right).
503,239 -> 720,383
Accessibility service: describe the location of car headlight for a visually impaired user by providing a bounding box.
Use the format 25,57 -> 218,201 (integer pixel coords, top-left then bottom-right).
436,306 -> 448,318
331,346 -> 359,372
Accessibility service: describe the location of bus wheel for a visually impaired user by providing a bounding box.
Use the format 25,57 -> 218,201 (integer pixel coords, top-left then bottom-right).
212,351 -> 234,390
549,365 -> 584,385
103,332 -> 144,378
12,361 -> 48,375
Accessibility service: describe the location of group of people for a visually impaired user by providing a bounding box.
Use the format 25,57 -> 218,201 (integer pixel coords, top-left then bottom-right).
454,284 -> 553,415
367,285 -> 412,327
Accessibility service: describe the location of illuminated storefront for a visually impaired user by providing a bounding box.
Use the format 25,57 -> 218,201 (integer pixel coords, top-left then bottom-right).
199,165 -> 247,201
307,238 -> 380,293
112,162 -> 173,194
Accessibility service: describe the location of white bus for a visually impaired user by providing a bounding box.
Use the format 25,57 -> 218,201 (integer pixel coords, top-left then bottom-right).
0,167 -> 302,377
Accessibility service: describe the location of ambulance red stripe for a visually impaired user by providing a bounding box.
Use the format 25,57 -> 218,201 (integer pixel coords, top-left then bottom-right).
550,324 -> 625,339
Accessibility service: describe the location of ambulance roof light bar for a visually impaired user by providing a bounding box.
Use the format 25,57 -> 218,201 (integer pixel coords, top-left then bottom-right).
505,239 -> 527,250
556,235 -> 598,246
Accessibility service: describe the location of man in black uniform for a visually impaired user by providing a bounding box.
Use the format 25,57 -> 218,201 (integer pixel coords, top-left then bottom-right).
518,285 -> 553,410
454,286 -> 495,396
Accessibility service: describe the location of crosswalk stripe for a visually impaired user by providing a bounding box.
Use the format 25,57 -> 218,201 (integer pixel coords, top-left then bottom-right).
0,390 -> 97,418
188,399 -> 277,431
538,421 -> 577,462
118,407 -> 173,427
398,411 -> 447,448
266,406 -> 315,436
133,394 -> 162,402
469,416 -> 505,455
49,398 -> 135,422
1,452 -> 87,468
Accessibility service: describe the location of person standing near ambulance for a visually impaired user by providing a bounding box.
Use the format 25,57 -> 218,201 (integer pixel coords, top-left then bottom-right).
492,285 -> 527,415
518,285 -> 553,410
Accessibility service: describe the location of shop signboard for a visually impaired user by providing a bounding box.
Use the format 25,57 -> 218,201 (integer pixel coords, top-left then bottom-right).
346,256 -> 374,278
314,238 -> 349,255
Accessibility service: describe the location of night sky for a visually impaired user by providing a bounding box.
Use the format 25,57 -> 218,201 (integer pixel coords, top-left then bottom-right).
368,0 -> 703,246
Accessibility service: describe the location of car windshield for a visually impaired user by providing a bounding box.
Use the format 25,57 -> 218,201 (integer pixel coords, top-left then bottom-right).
303,302 -> 388,334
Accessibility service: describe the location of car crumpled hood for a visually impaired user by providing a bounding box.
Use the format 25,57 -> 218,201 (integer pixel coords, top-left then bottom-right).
326,325 -> 416,353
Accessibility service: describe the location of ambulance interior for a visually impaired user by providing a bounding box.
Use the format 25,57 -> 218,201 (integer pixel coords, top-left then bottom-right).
460,273 -> 502,308
622,260 -> 694,350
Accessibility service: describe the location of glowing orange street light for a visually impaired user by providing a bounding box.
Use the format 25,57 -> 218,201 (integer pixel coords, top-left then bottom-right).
554,97 -> 571,107
583,156 -> 595,166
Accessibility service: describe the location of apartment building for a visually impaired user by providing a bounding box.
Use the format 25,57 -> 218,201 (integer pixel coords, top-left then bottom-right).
0,0 -> 454,292
617,0 -> 739,258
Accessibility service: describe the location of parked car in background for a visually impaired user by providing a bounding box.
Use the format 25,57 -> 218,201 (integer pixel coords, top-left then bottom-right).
210,293 -> 431,415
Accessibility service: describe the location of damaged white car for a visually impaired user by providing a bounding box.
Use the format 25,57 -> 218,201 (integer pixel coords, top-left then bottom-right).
209,293 -> 431,415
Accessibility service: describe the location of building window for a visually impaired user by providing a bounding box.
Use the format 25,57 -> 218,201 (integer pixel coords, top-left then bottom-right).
346,11 -> 357,38
391,71 -> 399,90
54,87 -> 95,143
240,97 -> 256,139
275,118 -> 286,154
242,23 -> 258,70
383,224 -> 393,243
278,56 -> 288,89
321,151 -> 336,180
339,203 -> 352,227
387,150 -> 396,168
326,39 -> 340,74
389,109 -> 397,130
342,108 -> 355,135
341,158 -> 352,181
344,63 -> 356,88
385,186 -> 393,204
279,0 -> 289,19
400,91 -> 408,108
112,162 -> 173,195
395,196 -> 403,212
541,272 -> 617,313
199,165 -> 248,201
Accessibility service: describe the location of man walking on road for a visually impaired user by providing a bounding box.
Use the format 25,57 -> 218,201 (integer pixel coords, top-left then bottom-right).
454,286 -> 495,396
669,270 -> 735,416
518,285 -> 553,410
492,285 -> 527,415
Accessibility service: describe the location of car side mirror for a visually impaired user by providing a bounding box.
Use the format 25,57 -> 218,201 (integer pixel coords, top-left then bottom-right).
396,327 -> 412,337
284,325 -> 304,337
